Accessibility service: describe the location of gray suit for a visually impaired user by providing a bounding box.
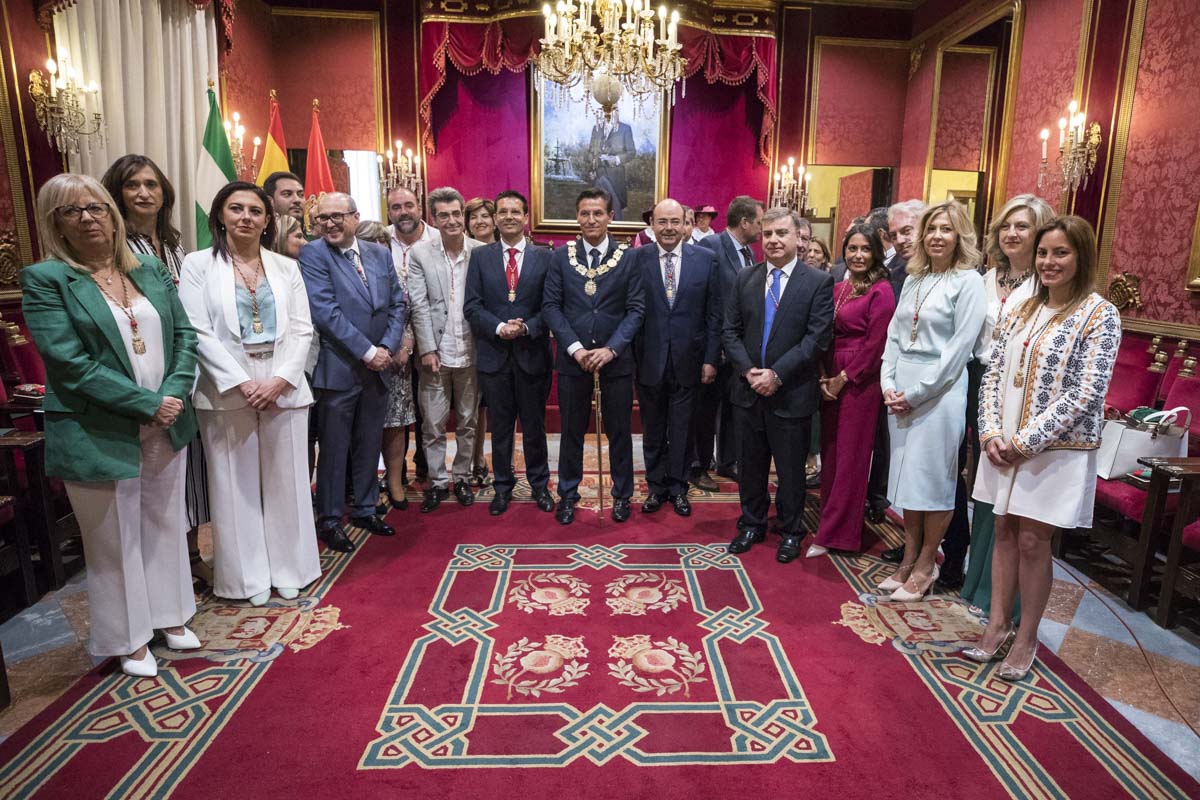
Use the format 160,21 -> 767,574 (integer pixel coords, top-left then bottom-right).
408,236 -> 486,489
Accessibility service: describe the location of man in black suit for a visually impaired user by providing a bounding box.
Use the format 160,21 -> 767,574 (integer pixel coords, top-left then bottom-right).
723,208 -> 834,563
588,112 -> 636,221
694,195 -> 765,488
463,190 -> 557,516
634,199 -> 721,517
873,200 -> 923,539
543,187 -> 645,524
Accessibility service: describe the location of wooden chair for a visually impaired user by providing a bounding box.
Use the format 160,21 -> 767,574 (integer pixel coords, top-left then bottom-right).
0,430 -> 81,590
1155,465 -> 1200,628
1123,457 -> 1200,609
0,494 -> 37,609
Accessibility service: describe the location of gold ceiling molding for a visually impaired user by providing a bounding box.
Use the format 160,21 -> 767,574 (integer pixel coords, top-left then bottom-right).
422,1 -> 778,35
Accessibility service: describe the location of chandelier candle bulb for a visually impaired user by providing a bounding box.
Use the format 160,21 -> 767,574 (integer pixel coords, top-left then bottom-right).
1040,128 -> 1049,160
252,137 -> 260,163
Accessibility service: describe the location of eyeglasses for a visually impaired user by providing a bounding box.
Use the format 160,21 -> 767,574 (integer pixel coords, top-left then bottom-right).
56,203 -> 110,221
314,211 -> 358,225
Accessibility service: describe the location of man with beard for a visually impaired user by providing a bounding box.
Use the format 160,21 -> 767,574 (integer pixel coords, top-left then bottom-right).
384,186 -> 438,484
264,171 -> 305,222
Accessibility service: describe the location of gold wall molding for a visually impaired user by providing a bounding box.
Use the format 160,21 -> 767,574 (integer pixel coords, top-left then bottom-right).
0,0 -> 34,269
1187,200 -> 1200,293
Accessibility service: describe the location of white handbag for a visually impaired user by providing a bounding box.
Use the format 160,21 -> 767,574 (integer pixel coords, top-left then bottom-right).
1096,406 -> 1192,480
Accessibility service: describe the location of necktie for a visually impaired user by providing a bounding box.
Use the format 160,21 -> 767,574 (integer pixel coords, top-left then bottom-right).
741,246 -> 754,270
345,248 -> 369,288
762,268 -> 783,365
506,247 -> 519,301
590,248 -> 602,271
664,252 -> 676,309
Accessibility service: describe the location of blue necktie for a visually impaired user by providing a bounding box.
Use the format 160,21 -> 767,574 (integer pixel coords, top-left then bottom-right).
761,268 -> 782,365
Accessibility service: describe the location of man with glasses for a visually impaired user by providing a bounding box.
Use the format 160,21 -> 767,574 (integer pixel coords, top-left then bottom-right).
407,187 -> 486,512
300,193 -> 407,552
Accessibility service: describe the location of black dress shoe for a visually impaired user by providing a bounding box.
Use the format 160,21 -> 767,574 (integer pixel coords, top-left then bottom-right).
533,489 -> 556,513
728,528 -> 765,554
866,504 -> 887,524
936,569 -> 965,593
805,470 -> 821,489
690,471 -> 720,492
777,534 -> 804,563
489,492 -> 511,516
378,487 -> 408,516
421,486 -> 449,513
672,495 -> 692,517
351,516 -> 395,536
556,499 -> 576,525
881,545 -> 905,564
318,525 -> 356,553
612,498 -> 631,522
453,480 -> 475,506
641,493 -> 667,513
716,465 -> 739,482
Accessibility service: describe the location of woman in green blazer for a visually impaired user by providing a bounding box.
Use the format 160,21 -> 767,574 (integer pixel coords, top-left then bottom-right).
20,173 -> 203,678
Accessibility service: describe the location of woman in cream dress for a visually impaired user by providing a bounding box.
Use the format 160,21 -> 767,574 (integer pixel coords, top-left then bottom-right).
964,216 -> 1120,680
878,201 -> 986,602
961,195 -> 1055,617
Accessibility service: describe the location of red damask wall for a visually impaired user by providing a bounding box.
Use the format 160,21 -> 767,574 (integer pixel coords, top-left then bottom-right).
1108,0 -> 1200,327
813,43 -> 908,166
1005,0 -> 1084,199
933,50 -> 990,172
835,169 -> 874,239
896,48 -> 936,202
221,5 -> 381,153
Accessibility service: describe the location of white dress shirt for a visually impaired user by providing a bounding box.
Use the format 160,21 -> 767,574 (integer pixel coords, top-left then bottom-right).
495,238 -> 528,336
431,237 -> 473,368
388,221 -> 440,278
567,237 -> 610,356
764,257 -> 798,298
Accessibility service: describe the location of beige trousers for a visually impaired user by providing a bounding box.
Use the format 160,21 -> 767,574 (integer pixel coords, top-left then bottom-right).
64,427 -> 195,657
418,363 -> 478,489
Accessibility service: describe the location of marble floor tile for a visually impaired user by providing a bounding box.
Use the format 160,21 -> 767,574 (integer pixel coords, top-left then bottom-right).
1106,699 -> 1200,782
0,597 -> 79,663
1043,580 -> 1085,625
1037,618 -> 1071,654
0,642 -> 95,739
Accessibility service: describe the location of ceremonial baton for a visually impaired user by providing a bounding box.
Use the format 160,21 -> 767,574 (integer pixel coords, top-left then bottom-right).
593,369 -> 604,526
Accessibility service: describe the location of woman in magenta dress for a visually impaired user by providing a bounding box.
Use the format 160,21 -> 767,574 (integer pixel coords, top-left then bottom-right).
808,224 -> 896,557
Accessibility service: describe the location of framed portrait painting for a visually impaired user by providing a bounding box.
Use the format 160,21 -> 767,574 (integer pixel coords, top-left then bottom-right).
530,75 -> 671,233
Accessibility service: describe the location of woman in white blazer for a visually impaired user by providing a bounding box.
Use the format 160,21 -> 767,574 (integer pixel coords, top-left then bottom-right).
179,182 -> 321,605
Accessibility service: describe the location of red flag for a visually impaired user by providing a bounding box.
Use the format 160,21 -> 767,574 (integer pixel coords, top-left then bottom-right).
304,99 -> 335,200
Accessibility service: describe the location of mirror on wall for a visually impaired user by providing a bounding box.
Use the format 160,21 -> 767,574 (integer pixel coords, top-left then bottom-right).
926,9 -> 1018,238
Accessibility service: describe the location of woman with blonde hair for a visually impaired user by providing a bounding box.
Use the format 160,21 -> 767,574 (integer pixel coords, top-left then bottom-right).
963,216 -> 1120,679
877,201 -> 986,601
960,194 -> 1056,614
20,173 -> 201,676
273,213 -> 307,259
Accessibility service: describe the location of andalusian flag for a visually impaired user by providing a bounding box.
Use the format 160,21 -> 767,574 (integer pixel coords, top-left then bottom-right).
195,87 -> 236,250
304,99 -> 335,202
255,90 -> 289,186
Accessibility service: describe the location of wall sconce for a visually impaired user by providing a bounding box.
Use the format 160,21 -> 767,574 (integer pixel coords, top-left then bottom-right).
224,111 -> 260,182
1037,99 -> 1101,198
27,55 -> 104,153
772,156 -> 811,215
378,139 -> 424,197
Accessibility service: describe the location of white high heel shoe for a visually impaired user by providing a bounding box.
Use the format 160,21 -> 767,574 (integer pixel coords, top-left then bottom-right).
878,562 -> 915,592
276,587 -> 299,600
164,627 -> 201,651
120,650 -> 158,677
805,544 -> 828,559
249,589 -> 271,607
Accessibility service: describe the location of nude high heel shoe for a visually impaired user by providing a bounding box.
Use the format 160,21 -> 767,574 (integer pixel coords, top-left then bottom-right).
889,564 -> 939,602
878,561 -> 916,592
961,626 -> 1015,663
998,643 -> 1039,681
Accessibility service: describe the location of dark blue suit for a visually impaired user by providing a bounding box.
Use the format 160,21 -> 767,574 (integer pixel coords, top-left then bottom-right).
694,230 -> 755,476
300,237 -> 406,527
543,237 -> 644,502
633,243 -> 721,498
464,240 -> 554,496
722,260 -> 834,536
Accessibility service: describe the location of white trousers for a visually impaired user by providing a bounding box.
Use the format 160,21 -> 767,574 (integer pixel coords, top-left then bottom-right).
198,360 -> 321,600
64,427 -> 196,657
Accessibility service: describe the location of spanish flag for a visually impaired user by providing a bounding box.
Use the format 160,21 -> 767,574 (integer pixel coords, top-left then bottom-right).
255,90 -> 289,186
304,98 -> 335,200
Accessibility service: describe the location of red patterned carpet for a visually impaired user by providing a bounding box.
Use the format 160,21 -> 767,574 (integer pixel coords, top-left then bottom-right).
0,501 -> 1196,799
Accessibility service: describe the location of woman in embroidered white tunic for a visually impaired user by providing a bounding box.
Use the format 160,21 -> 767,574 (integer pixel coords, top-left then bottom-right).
878,202 -> 986,602
961,194 -> 1056,618
964,216 -> 1121,681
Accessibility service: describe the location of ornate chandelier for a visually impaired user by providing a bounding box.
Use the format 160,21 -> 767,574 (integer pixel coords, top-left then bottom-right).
378,139 -> 424,196
1037,99 -> 1101,198
534,0 -> 687,121
27,56 -> 104,153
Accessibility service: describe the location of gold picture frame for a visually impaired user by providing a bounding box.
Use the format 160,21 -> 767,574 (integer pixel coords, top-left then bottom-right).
530,74 -> 671,234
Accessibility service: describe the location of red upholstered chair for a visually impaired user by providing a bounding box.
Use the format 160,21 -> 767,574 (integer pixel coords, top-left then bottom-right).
1105,335 -> 1164,414
1161,371 -> 1200,455
1156,341 -> 1194,404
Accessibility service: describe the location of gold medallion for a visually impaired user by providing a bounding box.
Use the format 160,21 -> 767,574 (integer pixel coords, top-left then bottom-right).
132,334 -> 147,355
508,290 -> 516,302
585,279 -> 597,296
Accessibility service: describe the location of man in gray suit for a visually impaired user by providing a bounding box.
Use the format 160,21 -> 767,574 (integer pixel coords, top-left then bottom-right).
300,193 -> 406,552
408,186 -> 486,512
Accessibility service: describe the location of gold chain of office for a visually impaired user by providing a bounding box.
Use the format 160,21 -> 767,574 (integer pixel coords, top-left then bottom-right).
569,240 -> 629,296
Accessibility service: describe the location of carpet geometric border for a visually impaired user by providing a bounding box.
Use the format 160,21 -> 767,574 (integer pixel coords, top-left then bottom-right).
359,543 -> 833,769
